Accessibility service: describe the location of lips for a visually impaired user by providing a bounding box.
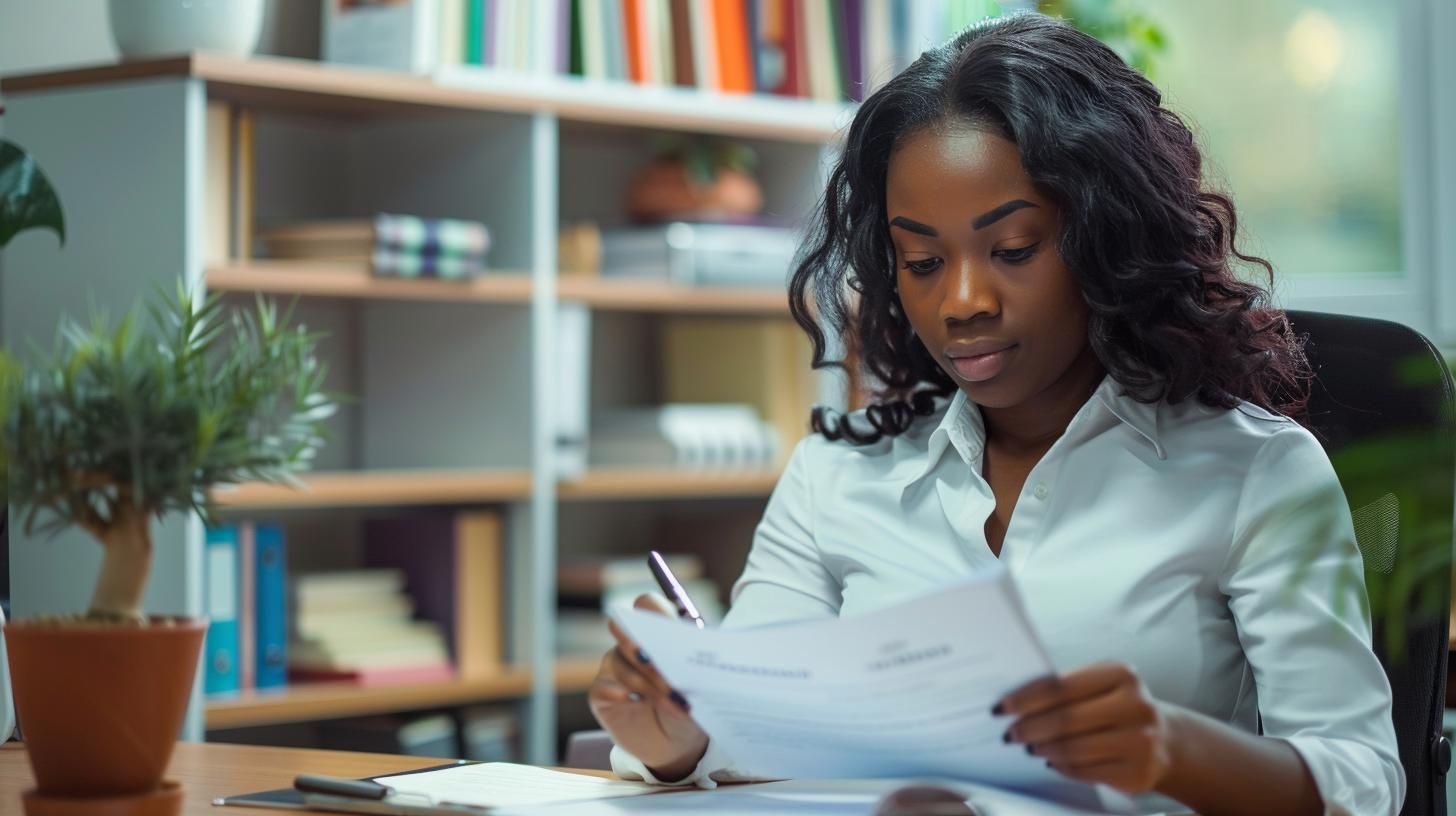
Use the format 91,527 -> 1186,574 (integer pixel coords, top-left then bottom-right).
946,342 -> 1017,383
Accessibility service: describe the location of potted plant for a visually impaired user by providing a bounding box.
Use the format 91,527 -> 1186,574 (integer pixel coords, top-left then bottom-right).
0,282 -> 334,815
626,136 -> 764,223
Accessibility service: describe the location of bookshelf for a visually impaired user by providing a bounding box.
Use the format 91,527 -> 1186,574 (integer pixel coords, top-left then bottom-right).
0,54 -> 842,766
206,659 -> 601,730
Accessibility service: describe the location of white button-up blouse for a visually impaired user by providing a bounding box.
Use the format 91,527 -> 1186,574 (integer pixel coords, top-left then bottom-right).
612,376 -> 1404,815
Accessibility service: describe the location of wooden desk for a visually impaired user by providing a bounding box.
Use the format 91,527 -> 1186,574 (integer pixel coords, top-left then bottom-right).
0,741 -> 613,815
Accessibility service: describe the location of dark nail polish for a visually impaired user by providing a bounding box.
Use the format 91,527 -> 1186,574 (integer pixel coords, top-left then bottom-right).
636,648 -> 650,664
1002,730 -> 1012,744
991,702 -> 1006,716
669,691 -> 690,712
1025,745 -> 1036,756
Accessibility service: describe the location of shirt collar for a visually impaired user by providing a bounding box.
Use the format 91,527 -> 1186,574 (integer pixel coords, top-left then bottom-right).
1094,376 -> 1167,460
898,376 -> 1166,493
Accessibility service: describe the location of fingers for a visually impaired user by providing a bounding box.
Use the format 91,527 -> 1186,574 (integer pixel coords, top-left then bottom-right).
995,662 -> 1136,719
1030,728 -> 1146,768
596,627 -> 690,715
1042,730 -> 1168,794
1005,678 -> 1156,747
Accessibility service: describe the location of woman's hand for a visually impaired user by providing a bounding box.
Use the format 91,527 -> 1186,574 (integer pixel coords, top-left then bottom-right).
997,662 -> 1175,794
586,594 -> 709,782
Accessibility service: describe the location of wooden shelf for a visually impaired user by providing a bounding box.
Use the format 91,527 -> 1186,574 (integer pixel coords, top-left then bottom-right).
207,263 -> 790,316
559,468 -> 782,501
213,470 -> 533,510
206,659 -> 601,730
559,277 -> 789,315
214,468 -> 780,510
1,53 -> 851,143
207,261 -> 533,304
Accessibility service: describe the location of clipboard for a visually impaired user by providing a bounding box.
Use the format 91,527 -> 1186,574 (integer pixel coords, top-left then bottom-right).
212,759 -> 481,814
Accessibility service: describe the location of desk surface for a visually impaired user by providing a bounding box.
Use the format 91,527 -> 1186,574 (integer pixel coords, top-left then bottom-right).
0,741 -> 614,815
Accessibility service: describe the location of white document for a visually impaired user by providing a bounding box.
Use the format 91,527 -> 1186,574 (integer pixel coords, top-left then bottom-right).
371,763 -> 661,809
610,566 -> 1134,814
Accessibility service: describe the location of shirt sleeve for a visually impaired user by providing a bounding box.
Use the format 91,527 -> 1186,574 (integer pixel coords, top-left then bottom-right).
1221,427 -> 1406,816
612,437 -> 842,786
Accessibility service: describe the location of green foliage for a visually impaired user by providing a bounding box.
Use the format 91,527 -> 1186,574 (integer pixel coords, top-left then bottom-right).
650,135 -> 759,187
0,283 -> 336,539
1038,0 -> 1169,78
1289,353 -> 1456,663
0,138 -> 65,249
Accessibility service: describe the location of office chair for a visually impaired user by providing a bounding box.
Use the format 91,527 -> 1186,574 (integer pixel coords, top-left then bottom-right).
1290,310 -> 1455,816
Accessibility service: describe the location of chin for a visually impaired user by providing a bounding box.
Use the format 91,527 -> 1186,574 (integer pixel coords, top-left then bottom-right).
956,376 -> 1026,409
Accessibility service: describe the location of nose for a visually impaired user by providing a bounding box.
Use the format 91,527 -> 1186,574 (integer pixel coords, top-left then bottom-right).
938,256 -> 999,325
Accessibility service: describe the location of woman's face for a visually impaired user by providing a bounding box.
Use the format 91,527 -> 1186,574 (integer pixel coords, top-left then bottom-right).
886,124 -> 1094,411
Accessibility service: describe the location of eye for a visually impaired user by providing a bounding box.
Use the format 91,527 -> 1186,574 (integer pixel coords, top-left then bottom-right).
901,257 -> 942,276
993,243 -> 1040,265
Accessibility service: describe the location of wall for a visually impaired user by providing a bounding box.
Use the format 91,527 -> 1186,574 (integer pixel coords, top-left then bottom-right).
0,0 -> 321,77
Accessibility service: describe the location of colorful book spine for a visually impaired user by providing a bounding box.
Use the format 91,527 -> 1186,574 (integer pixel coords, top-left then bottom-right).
203,525 -> 240,696
254,523 -> 289,690
465,0 -> 483,64
712,0 -> 754,94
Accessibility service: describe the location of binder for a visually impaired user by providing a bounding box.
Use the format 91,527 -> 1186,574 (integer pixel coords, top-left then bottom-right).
203,524 -> 240,696
254,522 -> 289,689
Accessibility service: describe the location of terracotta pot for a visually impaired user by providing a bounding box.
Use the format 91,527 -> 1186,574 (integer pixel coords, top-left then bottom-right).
5,618 -> 206,799
626,160 -> 764,222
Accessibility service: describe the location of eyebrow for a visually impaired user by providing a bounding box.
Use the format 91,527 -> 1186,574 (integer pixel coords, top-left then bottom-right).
888,199 -> 1040,238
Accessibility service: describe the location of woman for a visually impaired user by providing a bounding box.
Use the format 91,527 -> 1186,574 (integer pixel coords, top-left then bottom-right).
588,12 -> 1402,815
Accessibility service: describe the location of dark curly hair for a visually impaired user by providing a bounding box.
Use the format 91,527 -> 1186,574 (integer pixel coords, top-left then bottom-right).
789,12 -> 1310,444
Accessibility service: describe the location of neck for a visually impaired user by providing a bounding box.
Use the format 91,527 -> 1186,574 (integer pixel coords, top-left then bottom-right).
980,346 -> 1106,455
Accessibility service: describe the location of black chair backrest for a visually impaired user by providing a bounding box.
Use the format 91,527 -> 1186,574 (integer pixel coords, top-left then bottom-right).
1289,310 -> 1454,816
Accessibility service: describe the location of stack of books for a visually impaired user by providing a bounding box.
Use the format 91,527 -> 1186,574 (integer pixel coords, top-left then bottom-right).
597,221 -> 798,288
289,569 -> 455,686
590,403 -> 780,469
259,214 -> 492,280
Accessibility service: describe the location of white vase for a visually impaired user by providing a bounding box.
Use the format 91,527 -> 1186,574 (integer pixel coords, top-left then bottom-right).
107,0 -> 265,59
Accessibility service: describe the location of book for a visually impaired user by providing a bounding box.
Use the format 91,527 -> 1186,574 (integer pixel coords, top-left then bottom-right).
237,522 -> 257,692
204,101 -> 232,265
597,221 -> 798,288
254,522 -> 289,689
363,511 -> 506,680
204,525 -> 241,696
668,0 -> 696,86
712,0 -> 754,94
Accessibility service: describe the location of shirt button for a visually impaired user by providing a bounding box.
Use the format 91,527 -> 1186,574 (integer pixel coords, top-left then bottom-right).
1032,483 -> 1049,500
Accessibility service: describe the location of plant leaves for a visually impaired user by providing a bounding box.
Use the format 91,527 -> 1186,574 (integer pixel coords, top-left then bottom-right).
0,138 -> 65,249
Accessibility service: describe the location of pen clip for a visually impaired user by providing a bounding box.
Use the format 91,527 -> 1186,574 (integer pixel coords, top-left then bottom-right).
294,773 -> 394,801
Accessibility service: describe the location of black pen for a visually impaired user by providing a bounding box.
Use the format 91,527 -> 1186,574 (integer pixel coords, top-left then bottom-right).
294,773 -> 393,800
648,550 -> 706,629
